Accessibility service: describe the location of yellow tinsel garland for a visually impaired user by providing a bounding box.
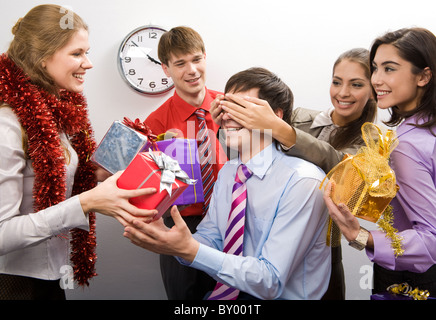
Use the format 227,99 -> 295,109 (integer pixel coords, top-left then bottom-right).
376,205 -> 404,257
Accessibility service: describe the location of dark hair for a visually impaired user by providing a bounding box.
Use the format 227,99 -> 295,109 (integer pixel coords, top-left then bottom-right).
224,67 -> 294,125
370,27 -> 436,131
330,48 -> 377,150
158,26 -> 205,66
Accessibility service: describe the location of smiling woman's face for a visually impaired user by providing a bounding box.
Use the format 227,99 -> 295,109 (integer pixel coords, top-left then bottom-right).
371,44 -> 427,113
329,59 -> 373,126
43,28 -> 93,93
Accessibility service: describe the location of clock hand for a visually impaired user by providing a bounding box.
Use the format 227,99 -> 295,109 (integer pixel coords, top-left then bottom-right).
147,54 -> 161,65
130,41 -> 161,65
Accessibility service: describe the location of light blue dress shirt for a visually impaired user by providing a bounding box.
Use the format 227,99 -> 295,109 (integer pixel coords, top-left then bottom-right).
181,143 -> 331,299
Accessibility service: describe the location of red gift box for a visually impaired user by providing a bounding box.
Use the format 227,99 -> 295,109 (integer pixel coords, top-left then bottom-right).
117,151 -> 189,220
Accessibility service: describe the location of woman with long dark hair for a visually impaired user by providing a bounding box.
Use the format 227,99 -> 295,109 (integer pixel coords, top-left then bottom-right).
324,27 -> 436,296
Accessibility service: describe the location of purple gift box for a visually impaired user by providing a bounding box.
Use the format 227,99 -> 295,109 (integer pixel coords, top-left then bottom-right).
371,293 -> 414,300
141,138 -> 204,206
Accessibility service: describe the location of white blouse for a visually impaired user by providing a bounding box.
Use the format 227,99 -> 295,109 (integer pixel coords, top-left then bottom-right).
0,107 -> 89,280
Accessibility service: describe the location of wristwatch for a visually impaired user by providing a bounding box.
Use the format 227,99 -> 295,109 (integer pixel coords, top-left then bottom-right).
348,227 -> 370,251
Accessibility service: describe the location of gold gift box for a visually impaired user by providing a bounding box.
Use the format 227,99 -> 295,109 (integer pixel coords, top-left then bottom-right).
326,123 -> 399,223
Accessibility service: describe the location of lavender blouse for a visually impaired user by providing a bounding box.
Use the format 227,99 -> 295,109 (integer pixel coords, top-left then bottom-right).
367,115 -> 436,273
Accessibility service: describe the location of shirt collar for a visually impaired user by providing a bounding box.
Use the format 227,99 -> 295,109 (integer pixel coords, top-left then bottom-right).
243,143 -> 278,180
173,88 -> 214,121
310,107 -> 335,129
396,115 -> 429,137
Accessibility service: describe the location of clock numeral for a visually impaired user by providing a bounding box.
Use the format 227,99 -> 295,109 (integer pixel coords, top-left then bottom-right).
128,69 -> 136,75
137,35 -> 143,42
149,32 -> 158,39
138,78 -> 143,85
124,57 -> 131,63
147,79 -> 170,89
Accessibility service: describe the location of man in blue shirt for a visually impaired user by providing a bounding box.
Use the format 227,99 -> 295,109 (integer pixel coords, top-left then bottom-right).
124,67 -> 331,299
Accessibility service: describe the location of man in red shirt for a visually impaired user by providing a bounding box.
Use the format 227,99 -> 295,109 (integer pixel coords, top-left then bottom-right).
145,26 -> 227,300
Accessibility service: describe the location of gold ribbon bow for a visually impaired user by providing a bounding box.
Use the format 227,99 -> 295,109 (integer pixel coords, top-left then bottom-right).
354,122 -> 399,199
387,283 -> 430,300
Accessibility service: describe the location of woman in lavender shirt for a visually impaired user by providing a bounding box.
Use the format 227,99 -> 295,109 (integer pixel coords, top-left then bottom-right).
325,27 -> 436,295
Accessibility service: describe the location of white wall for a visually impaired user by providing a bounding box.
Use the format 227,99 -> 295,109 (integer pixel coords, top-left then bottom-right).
1,0 -> 435,300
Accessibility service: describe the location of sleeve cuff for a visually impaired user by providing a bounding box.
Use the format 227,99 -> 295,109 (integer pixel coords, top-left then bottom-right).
44,196 -> 90,234
280,142 -> 294,151
366,230 -> 396,269
178,243 -> 226,277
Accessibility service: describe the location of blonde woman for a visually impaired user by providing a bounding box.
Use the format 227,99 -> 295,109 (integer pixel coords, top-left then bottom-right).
0,5 -> 156,299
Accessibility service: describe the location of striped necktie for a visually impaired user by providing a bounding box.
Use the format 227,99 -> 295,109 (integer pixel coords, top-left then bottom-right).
208,164 -> 253,300
195,108 -> 215,213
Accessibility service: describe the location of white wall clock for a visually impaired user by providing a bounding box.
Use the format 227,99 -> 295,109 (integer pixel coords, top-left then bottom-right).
118,25 -> 174,95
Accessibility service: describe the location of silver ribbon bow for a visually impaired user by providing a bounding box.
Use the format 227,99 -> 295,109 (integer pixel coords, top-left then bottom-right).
149,150 -> 196,195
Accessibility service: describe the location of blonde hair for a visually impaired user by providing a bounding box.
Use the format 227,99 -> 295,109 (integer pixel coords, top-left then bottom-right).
7,4 -> 88,95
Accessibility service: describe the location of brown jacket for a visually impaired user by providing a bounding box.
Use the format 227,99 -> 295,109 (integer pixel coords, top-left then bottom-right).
285,107 -> 364,173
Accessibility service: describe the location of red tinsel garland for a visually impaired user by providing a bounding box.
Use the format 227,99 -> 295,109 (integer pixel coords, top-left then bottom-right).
0,54 -> 97,286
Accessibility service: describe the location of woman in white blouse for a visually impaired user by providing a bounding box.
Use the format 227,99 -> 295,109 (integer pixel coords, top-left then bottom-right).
0,5 -> 157,299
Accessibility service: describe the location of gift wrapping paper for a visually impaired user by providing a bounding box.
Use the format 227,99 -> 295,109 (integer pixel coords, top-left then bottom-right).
91,120 -> 150,174
117,151 -> 189,220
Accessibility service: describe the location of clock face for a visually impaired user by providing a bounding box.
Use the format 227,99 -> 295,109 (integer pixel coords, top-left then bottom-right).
118,26 -> 174,95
